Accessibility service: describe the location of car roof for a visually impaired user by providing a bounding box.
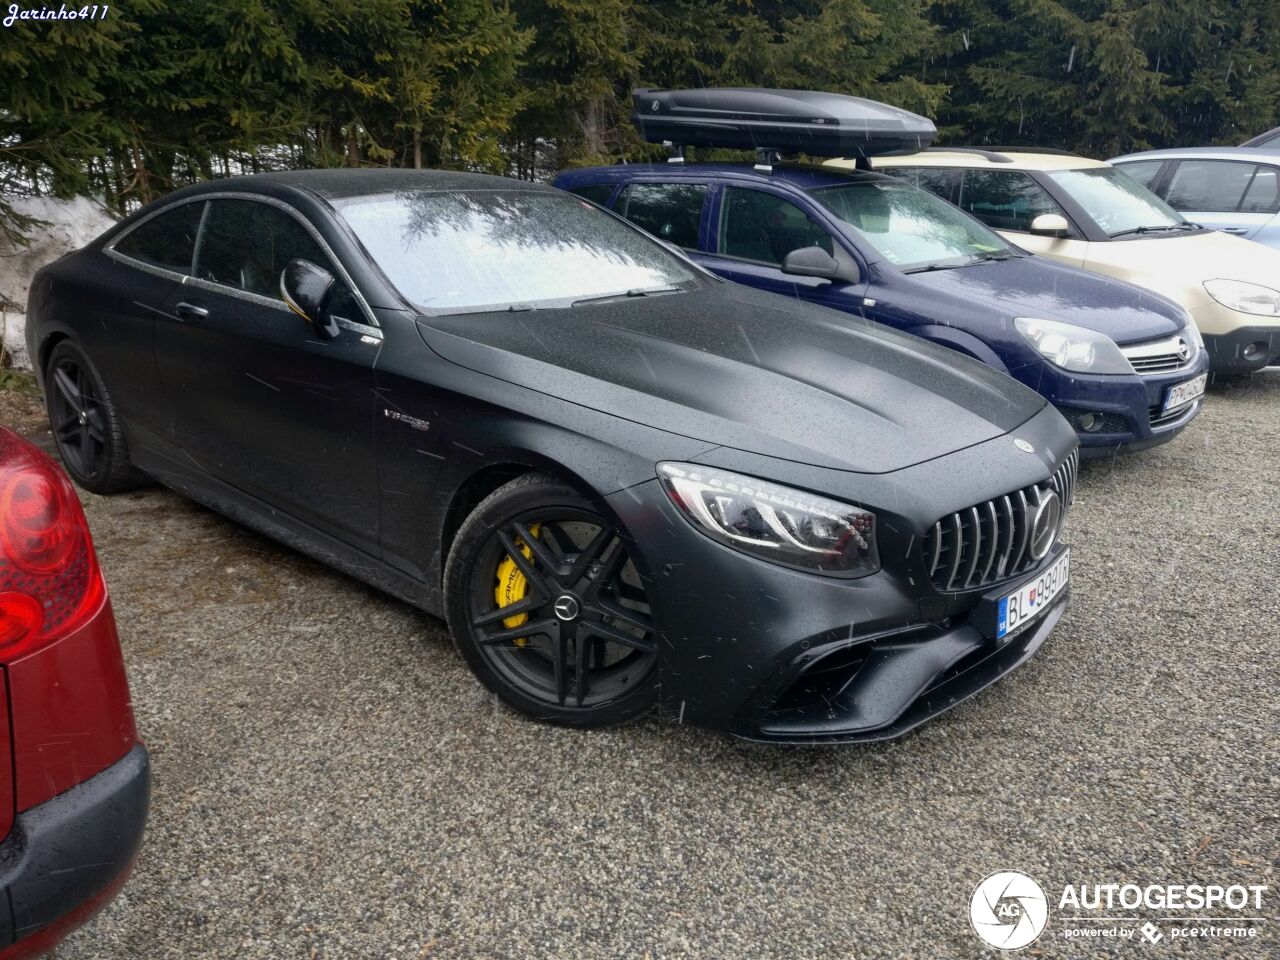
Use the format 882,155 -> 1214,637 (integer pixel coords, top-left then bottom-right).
556,161 -> 894,191
860,150 -> 1110,172
1110,145 -> 1280,163
181,168 -> 555,201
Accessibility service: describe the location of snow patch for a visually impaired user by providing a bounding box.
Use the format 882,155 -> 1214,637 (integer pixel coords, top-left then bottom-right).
1,196 -> 117,369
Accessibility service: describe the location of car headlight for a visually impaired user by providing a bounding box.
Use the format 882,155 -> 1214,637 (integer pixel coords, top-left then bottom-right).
1203,278 -> 1280,316
1014,317 -> 1134,374
1183,316 -> 1205,351
657,463 -> 879,576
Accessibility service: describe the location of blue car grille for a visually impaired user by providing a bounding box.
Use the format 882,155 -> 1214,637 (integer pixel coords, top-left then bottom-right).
923,448 -> 1078,593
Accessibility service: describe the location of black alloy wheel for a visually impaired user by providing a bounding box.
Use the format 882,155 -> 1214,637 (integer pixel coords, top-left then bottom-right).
44,341 -> 143,494
445,475 -> 659,727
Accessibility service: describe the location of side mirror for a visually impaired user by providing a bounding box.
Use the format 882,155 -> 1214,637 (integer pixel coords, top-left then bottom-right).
1029,213 -> 1070,239
281,259 -> 340,340
782,246 -> 840,279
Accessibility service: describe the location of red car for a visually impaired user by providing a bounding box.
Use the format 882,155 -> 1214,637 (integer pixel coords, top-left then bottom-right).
0,426 -> 148,957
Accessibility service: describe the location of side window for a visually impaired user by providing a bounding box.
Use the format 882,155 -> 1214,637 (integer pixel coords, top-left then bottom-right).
889,167 -> 956,203
568,184 -> 616,206
1164,160 -> 1256,212
619,182 -> 706,249
958,170 -> 1062,232
1241,166 -> 1280,214
718,187 -> 833,265
195,199 -> 353,313
1115,160 -> 1164,190
113,201 -> 205,273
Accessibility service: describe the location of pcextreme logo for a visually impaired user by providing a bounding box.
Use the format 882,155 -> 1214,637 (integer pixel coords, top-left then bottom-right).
968,871 -> 1270,949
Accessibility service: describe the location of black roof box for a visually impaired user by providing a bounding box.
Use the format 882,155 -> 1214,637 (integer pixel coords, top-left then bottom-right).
632,87 -> 936,159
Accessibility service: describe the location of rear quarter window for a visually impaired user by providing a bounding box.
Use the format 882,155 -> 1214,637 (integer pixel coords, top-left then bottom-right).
113,201 -> 205,274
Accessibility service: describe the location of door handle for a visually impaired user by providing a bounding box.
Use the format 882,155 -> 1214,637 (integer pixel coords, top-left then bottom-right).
174,301 -> 209,320
1220,227 -> 1248,235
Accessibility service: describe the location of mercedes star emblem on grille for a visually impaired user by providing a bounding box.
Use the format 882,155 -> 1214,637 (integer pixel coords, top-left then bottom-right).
1029,490 -> 1062,560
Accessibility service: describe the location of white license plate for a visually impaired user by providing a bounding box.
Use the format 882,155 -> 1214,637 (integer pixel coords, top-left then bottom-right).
996,550 -> 1069,640
1163,373 -> 1207,413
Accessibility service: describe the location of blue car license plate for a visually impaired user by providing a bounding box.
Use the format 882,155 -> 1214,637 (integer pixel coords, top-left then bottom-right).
1163,373 -> 1207,413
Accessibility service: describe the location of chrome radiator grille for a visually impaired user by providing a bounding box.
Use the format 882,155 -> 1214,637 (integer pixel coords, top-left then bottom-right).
923,448 -> 1078,592
1120,335 -> 1195,375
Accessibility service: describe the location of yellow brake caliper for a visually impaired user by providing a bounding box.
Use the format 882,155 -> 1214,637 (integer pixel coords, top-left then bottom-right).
494,523 -> 540,646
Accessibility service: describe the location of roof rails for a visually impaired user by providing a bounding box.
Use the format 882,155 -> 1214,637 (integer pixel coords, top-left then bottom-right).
922,146 -> 1081,162
924,147 -> 1013,163
981,145 -> 1078,156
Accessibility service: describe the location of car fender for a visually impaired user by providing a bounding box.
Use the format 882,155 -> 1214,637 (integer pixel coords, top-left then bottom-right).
907,324 -> 1010,373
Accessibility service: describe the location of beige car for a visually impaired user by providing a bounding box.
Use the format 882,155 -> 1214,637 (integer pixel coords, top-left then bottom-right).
827,149 -> 1280,375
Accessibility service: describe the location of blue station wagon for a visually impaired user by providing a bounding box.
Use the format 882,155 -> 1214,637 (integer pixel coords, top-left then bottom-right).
553,162 -> 1209,457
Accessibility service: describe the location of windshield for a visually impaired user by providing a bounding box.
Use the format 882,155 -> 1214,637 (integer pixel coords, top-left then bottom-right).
808,179 -> 1016,272
335,190 -> 699,314
1044,167 -> 1184,236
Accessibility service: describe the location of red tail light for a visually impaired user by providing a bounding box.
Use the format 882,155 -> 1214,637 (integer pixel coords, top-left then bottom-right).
0,435 -> 104,662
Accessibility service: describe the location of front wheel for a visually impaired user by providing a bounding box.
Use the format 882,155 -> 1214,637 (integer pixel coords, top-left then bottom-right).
444,474 -> 659,728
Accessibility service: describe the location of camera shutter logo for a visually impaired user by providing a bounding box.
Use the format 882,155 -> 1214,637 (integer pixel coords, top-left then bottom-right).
970,871 -> 1049,950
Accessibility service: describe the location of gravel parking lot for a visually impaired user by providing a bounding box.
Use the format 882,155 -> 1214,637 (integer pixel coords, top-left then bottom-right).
3,373 -> 1276,960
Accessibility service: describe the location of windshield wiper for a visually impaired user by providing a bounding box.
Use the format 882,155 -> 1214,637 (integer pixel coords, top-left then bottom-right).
572,286 -> 683,306
970,251 -> 1018,262
1109,225 -> 1185,238
903,261 -> 973,274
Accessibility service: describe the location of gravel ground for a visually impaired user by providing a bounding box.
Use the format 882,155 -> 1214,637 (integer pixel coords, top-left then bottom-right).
2,372 -> 1276,960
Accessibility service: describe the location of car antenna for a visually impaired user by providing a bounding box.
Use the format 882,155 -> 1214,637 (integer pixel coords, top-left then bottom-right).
664,141 -> 685,164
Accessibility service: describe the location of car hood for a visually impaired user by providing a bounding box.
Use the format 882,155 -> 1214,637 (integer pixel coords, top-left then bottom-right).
415,284 -> 1046,474
1081,228 -> 1280,310
906,255 -> 1185,344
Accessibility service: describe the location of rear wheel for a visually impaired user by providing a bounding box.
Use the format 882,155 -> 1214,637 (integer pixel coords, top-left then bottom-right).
444,474 -> 659,727
44,341 -> 144,494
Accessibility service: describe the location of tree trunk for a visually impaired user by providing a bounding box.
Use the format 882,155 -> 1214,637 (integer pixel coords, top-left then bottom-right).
346,124 -> 360,167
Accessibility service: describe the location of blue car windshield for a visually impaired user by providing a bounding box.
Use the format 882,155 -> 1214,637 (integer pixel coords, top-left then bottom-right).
335,190 -> 700,315
809,179 -> 1016,271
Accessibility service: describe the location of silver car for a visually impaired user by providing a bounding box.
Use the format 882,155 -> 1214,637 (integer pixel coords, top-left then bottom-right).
1110,146 -> 1280,249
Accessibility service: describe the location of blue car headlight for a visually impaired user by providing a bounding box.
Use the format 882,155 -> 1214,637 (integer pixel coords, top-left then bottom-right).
1014,317 -> 1134,374
657,463 -> 879,576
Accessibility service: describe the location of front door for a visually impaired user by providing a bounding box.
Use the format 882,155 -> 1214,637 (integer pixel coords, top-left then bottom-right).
701,184 -> 862,312
1161,158 -> 1280,240
955,168 -> 1090,268
154,196 -> 381,552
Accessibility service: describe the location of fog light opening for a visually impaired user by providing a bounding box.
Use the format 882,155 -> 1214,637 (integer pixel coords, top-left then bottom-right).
1242,340 -> 1267,362
1076,412 -> 1103,433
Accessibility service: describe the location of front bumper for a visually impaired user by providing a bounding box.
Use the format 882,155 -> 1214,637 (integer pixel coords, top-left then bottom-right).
605,409 -> 1076,742
1202,326 -> 1280,375
0,744 -> 149,957
1019,355 -> 1208,457
743,585 -> 1068,743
